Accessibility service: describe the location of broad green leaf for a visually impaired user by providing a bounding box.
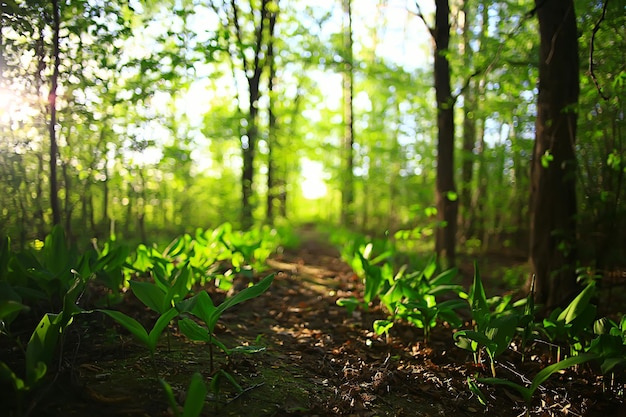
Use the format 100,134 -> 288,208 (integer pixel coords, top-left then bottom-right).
429,267 -> 458,287
43,225 -> 70,276
529,353 -> 596,396
130,280 -> 167,313
166,264 -> 192,305
99,309 -> 149,347
178,318 -> 210,342
190,291 -> 217,329
26,313 -> 60,385
558,284 -> 595,324
159,378 -> 182,417
148,308 -> 179,352
182,372 -> 208,417
0,300 -> 29,320
211,274 -> 274,328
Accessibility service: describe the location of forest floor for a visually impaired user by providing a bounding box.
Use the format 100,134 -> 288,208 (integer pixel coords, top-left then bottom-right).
20,228 -> 625,417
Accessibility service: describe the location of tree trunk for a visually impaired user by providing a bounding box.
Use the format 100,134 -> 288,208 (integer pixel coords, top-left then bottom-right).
266,6 -> 278,225
530,0 -> 580,310
434,0 -> 457,267
341,0 -> 355,227
231,0 -> 272,230
459,0 -> 476,243
48,0 -> 61,227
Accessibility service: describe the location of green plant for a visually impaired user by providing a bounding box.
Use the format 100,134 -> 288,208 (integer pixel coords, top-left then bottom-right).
160,372 -> 208,417
474,353 -> 597,415
0,273 -> 88,414
177,273 -> 274,372
541,282 -> 597,361
454,263 -> 527,376
98,307 -> 179,377
589,316 -> 626,375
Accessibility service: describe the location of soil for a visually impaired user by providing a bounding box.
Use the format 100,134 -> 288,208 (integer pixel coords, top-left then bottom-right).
3,228 -> 625,417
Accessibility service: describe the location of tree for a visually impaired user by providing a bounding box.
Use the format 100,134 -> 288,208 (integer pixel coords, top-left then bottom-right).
416,0 -> 457,267
340,0 -> 355,226
529,0 -> 580,309
48,0 -> 61,226
220,0 -> 277,229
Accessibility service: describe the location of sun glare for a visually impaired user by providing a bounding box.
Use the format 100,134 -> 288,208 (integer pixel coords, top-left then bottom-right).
301,158 -> 328,200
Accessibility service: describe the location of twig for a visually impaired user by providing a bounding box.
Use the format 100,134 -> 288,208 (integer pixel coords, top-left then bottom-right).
588,0 -> 610,101
228,382 -> 265,403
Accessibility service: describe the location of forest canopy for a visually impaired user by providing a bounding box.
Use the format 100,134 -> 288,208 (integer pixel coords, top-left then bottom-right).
0,0 -> 624,280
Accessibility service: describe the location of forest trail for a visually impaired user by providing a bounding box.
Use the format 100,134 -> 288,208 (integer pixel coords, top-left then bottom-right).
36,228 -> 621,417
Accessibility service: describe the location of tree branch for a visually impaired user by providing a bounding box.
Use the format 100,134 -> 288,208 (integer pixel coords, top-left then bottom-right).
588,0 -> 610,101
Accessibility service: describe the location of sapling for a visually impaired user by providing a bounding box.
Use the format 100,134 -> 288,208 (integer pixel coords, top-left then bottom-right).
177,273 -> 274,372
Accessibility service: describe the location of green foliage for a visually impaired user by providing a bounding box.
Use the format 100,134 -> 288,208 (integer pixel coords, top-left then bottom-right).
336,232 -> 464,342
177,274 -> 274,371
475,353 -> 597,411
454,263 -> 533,376
541,283 -> 597,360
160,372 -> 208,417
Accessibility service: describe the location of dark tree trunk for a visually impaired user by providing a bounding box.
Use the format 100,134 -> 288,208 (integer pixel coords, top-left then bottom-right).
434,0 -> 457,267
266,7 -> 278,225
231,0 -> 272,230
530,0 -> 580,310
341,0 -> 355,227
48,0 -> 61,227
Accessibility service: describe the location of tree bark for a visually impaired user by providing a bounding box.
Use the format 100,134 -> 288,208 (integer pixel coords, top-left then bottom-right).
434,0 -> 458,267
48,0 -> 61,227
266,6 -> 278,225
459,0 -> 476,243
530,0 -> 580,310
341,0 -> 355,227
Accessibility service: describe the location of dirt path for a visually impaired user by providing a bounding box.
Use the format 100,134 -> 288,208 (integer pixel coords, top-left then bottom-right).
29,229 -> 623,417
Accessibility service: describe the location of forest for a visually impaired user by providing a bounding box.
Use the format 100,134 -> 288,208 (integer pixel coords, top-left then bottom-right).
0,0 -> 625,416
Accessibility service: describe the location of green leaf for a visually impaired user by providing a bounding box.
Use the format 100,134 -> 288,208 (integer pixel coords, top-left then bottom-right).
469,262 -> 489,330
373,319 -> 394,335
557,284 -> 595,324
148,308 -> 179,352
43,225 -> 70,276
130,280 -> 167,314
26,313 -> 60,385
0,300 -> 29,321
528,353 -> 596,396
477,377 -> 530,403
159,378 -> 182,417
541,150 -> 554,168
182,372 -> 208,417
0,361 -> 26,391
99,309 -> 149,348
190,291 -> 217,330
178,318 -> 210,343
210,274 -> 274,329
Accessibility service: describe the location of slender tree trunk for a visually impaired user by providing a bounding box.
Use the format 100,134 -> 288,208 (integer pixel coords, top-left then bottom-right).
48,0 -> 61,227
459,0 -> 476,242
434,0 -> 457,267
471,118 -> 487,242
266,7 -> 278,225
530,0 -> 579,310
231,0 -> 271,230
341,0 -> 355,227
